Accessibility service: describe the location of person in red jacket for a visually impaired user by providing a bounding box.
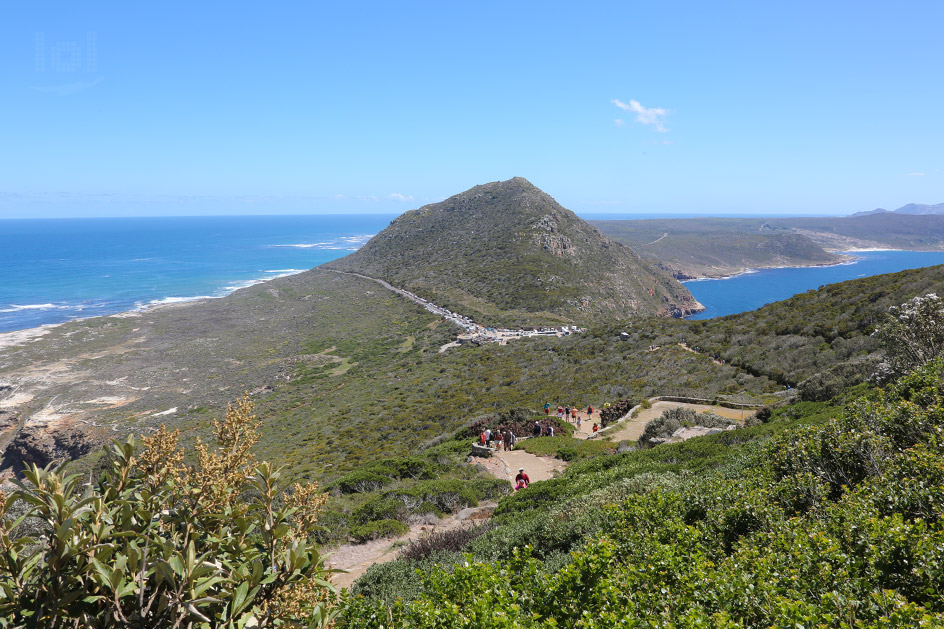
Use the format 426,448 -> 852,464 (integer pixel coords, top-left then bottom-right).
514,468 -> 530,490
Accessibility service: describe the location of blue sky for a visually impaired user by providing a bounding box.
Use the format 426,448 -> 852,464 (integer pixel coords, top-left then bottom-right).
1,1 -> 942,218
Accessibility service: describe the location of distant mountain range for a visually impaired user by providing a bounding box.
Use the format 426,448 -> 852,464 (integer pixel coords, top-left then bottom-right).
852,202 -> 944,216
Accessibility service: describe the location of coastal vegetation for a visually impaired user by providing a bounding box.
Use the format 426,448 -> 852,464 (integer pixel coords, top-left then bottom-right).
341,358 -> 944,626
6,261 -> 944,489
0,395 -> 337,627
6,271 -> 944,624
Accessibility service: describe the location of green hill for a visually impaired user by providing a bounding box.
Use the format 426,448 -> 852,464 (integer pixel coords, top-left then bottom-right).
323,178 -> 702,325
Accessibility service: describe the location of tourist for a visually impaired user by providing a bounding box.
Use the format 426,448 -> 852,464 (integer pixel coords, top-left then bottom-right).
544,402 -> 550,415
479,430 -> 486,445
557,406 -> 563,419
576,415 -> 581,430
514,467 -> 530,490
564,406 -> 570,422
484,428 -> 492,447
533,420 -> 541,437
587,404 -> 593,416
592,423 -> 599,433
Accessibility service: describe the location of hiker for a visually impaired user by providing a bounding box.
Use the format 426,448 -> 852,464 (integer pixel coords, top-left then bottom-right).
484,428 -> 492,447
514,467 -> 530,490
587,404 -> 593,416
592,423 -> 599,433
533,421 -> 541,437
479,430 -> 486,445
564,406 -> 570,422
557,406 -> 563,419
544,402 -> 550,415
576,415 -> 582,430
495,431 -> 504,451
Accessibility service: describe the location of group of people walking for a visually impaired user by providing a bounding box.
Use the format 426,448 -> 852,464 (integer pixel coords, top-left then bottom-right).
544,402 -> 599,429
479,427 -> 517,451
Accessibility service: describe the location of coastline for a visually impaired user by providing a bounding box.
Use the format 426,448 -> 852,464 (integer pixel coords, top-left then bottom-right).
681,252 -> 862,283
0,268 -> 313,345
0,268 -> 315,351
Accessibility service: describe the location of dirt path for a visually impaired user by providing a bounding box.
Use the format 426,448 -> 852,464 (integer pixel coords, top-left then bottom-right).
327,446 -> 567,589
600,400 -> 753,443
329,501 -> 497,589
476,446 -> 568,483
644,232 -> 669,246
678,342 -> 723,365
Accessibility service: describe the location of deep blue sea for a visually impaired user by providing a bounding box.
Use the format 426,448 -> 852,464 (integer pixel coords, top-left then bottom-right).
685,250 -> 944,320
0,215 -> 395,333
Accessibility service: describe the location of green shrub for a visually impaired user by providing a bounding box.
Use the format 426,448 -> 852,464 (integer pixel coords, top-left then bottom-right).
354,497 -> 406,523
557,445 -> 579,461
334,469 -> 394,493
639,407 -> 734,446
350,519 -> 410,542
342,361 -> 944,625
0,395 -> 336,627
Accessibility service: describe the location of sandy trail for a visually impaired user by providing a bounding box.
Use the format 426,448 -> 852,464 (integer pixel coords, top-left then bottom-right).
327,446 -> 567,589
329,500 -> 496,589
601,401 -> 752,443
479,446 -> 568,482
677,342 -> 724,365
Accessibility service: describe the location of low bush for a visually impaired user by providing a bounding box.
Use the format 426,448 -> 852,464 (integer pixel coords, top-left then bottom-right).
353,497 -> 407,523
557,445 -> 579,461
334,469 -> 394,494
350,519 -> 410,542
515,436 -> 615,461
400,523 -> 493,562
639,407 -> 734,446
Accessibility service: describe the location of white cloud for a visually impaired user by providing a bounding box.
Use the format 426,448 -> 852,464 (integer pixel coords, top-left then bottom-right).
907,172 -> 925,177
612,98 -> 669,132
614,118 -> 625,127
389,193 -> 414,202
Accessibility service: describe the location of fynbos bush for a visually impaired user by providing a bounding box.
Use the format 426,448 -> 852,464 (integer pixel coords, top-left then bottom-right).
0,394 -> 337,628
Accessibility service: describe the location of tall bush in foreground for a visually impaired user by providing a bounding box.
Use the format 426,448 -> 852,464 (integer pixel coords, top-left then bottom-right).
0,394 -> 336,628
872,292 -> 944,384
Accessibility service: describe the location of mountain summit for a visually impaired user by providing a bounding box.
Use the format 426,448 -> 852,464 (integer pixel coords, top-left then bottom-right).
323,177 -> 702,325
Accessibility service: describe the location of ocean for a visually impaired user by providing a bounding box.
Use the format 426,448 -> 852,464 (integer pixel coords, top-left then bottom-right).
0,215 -> 395,333
3,216 -> 944,333
685,250 -> 944,319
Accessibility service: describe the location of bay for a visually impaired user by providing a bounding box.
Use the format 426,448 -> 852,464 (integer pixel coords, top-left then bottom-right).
685,250 -> 944,319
